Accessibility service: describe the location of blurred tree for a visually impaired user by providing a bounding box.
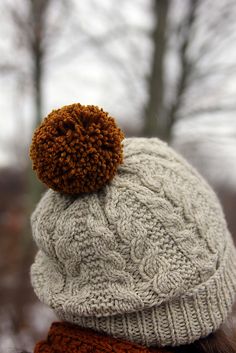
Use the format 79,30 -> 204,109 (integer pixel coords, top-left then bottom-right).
3,0 -> 71,128
143,0 -> 169,139
143,0 -> 199,141
0,3 -> 76,345
0,0 -> 78,204
29,0 -> 49,127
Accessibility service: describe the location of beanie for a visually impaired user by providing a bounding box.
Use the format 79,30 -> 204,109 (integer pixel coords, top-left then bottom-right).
30,103 -> 236,347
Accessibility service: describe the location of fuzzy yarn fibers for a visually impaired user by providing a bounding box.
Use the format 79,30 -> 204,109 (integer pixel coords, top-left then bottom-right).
31,138 -> 236,347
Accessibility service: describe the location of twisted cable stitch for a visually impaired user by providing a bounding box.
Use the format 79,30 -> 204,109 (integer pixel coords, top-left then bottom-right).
59,192 -> 146,317
31,137 -> 236,347
118,152 -> 221,274
104,188 -> 197,304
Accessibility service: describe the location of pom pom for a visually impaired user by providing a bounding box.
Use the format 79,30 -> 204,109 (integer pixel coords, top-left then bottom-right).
30,103 -> 124,194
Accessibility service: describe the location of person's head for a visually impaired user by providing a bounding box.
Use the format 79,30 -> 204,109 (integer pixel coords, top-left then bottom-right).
29,103 -> 236,351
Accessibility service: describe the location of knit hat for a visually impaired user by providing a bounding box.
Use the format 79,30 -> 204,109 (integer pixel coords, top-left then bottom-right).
30,103 -> 236,347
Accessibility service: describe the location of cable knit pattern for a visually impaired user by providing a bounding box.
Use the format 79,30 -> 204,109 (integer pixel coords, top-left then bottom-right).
31,138 -> 236,347
34,322 -> 171,353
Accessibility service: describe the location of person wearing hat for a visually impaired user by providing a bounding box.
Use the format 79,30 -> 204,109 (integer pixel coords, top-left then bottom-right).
29,103 -> 236,353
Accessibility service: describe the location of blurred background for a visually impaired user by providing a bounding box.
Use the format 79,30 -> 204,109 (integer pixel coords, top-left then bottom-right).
0,0 -> 236,351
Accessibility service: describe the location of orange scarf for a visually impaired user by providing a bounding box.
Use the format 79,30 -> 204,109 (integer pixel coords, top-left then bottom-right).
34,322 -> 173,353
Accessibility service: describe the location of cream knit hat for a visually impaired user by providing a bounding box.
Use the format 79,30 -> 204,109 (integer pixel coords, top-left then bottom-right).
30,104 -> 236,347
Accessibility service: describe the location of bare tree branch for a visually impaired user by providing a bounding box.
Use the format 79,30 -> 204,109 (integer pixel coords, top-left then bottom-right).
181,105 -> 236,119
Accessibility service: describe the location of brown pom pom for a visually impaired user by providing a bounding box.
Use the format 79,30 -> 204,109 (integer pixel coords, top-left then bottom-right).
30,103 -> 124,194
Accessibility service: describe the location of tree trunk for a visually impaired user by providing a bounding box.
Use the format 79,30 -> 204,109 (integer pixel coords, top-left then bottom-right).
28,0 -> 48,208
143,0 -> 169,139
31,0 -> 47,128
34,48 -> 43,128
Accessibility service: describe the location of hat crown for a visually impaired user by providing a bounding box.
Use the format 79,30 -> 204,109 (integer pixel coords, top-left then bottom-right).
31,138 -> 230,318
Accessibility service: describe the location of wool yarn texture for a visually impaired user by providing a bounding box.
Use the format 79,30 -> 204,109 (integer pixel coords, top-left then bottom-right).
34,322 -> 171,353
31,134 -> 236,347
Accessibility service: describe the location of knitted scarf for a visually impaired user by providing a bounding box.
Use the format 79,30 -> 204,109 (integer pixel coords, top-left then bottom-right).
34,322 -> 173,353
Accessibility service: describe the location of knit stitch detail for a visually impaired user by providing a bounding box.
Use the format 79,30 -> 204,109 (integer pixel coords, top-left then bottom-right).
31,138 -> 236,346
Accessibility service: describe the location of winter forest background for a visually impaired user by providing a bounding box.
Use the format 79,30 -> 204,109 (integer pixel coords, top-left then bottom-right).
0,0 -> 236,351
